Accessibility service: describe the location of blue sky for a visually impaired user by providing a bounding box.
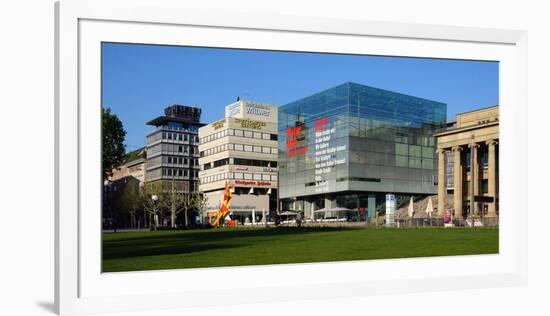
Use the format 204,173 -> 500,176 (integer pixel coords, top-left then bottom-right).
102,43 -> 499,152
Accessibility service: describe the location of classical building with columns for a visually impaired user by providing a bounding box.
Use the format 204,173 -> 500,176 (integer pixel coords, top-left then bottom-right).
434,106 -> 499,225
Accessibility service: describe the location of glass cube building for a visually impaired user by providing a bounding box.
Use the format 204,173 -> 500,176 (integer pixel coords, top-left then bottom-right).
278,82 -> 447,221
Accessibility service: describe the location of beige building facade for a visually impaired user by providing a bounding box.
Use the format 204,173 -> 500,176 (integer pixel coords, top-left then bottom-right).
435,106 -> 499,225
198,100 -> 278,224
109,147 -> 147,186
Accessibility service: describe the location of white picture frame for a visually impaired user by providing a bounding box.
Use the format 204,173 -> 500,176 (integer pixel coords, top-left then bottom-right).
55,0 -> 527,314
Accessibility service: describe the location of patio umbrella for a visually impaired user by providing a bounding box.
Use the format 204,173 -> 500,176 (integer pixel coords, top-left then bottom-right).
408,197 -> 415,218
425,196 -> 434,218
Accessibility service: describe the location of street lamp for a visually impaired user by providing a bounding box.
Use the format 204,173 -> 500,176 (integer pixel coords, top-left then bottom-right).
152,194 -> 159,230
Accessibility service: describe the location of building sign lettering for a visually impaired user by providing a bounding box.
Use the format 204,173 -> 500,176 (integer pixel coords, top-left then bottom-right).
286,125 -> 308,157
313,117 -> 346,193
235,180 -> 271,186
245,104 -> 271,117
235,118 -> 266,130
212,119 -> 225,130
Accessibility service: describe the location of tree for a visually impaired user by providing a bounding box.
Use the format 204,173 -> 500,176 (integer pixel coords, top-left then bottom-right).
159,179 -> 209,227
115,179 -> 141,228
102,107 -> 126,180
138,185 -> 164,230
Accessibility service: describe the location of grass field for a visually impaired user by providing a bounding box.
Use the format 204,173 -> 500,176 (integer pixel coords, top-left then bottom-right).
102,227 -> 499,272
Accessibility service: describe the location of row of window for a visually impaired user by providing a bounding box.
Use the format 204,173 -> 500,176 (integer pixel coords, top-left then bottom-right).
201,172 -> 278,184
162,131 -> 199,143
164,156 -> 199,166
203,158 -> 278,171
161,168 -> 199,178
200,143 -> 277,158
148,143 -> 198,155
200,128 -> 277,144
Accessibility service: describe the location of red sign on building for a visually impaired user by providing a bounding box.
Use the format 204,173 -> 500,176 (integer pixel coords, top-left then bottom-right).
286,125 -> 308,157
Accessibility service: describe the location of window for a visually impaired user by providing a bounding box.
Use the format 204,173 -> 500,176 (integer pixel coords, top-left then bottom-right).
184,170 -> 188,176
244,131 -> 253,138
409,145 -> 422,157
271,148 -> 277,154
262,147 -> 271,154
253,132 -> 262,139
235,173 -> 243,179
244,145 -> 253,152
178,169 -> 183,176
244,173 -> 252,180
262,174 -> 270,181
178,134 -> 182,141
253,146 -> 262,153
395,143 -> 408,156
184,158 -> 188,165
228,129 -> 234,136
254,174 -> 262,180
178,146 -> 183,153
271,175 -> 277,181
422,146 -> 434,159
270,134 -> 278,141
168,133 -> 172,140
162,132 -> 166,139
482,179 -> 489,194
234,129 -> 243,137
262,133 -> 271,140
234,144 -> 244,151
409,157 -> 422,169
396,155 -> 408,167
422,158 -> 434,169
168,157 -> 172,164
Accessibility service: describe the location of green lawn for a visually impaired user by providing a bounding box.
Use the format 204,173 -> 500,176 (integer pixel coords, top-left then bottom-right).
102,227 -> 499,272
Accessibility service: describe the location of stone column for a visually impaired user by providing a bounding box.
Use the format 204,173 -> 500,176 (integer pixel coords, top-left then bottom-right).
437,148 -> 446,216
486,140 -> 498,217
468,143 -> 480,216
452,146 -> 463,220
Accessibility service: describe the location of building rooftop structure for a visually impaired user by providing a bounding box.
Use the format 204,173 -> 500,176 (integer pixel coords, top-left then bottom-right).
146,104 -> 204,127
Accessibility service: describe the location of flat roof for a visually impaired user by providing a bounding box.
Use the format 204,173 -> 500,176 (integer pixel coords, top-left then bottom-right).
456,105 -> 498,116
146,115 -> 206,127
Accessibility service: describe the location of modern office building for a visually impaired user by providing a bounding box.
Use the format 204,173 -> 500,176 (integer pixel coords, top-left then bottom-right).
145,105 -> 204,193
199,100 -> 278,224
278,82 -> 447,222
434,106 -> 499,225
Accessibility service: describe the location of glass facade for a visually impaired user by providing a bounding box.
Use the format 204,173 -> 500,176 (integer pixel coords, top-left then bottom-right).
278,82 -> 447,207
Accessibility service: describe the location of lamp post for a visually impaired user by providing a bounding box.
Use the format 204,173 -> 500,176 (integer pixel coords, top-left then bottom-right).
470,134 -> 475,227
152,194 -> 158,230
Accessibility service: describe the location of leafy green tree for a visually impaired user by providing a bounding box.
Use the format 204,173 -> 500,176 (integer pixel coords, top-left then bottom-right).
102,107 -> 126,180
115,179 -> 141,228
